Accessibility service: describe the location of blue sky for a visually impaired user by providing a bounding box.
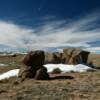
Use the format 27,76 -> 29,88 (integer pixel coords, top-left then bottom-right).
0,0 -> 100,53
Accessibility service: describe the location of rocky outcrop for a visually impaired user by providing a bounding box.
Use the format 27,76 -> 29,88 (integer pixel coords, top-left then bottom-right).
45,48 -> 90,65
62,48 -> 90,65
18,50 -> 49,81
18,48 -> 90,81
45,52 -> 62,64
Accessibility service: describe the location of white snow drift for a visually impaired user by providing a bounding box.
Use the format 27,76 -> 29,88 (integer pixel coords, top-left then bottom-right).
0,64 -> 92,80
0,69 -> 19,80
44,64 -> 92,73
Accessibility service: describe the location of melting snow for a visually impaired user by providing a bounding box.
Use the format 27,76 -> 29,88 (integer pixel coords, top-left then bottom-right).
0,69 -> 19,80
44,64 -> 92,73
0,64 -> 92,80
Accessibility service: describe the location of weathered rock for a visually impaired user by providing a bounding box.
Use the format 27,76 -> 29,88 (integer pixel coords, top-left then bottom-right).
18,65 -> 37,81
22,50 -> 45,67
45,52 -> 62,64
68,55 -> 81,65
18,49 -> 90,81
45,48 -> 90,65
62,48 -> 90,65
18,50 -> 45,81
62,48 -> 74,64
34,67 -> 50,80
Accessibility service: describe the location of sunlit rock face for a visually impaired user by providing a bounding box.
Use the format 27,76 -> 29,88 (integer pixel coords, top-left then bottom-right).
45,52 -> 62,64
62,48 -> 90,65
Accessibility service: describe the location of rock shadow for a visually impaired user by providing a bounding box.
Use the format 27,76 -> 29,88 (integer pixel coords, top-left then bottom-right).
50,76 -> 74,80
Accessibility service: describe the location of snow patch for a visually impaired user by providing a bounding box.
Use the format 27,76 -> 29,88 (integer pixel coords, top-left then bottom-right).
0,69 -> 19,80
0,64 -> 92,80
44,64 -> 92,73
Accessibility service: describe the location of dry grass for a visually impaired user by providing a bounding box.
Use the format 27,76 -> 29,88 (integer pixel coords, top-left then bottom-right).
0,54 -> 100,100
88,53 -> 100,68
0,54 -> 24,74
51,68 -> 62,74
0,72 -> 100,100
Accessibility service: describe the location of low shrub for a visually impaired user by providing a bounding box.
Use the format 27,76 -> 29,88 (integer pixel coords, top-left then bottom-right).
52,68 -> 62,74
86,69 -> 97,72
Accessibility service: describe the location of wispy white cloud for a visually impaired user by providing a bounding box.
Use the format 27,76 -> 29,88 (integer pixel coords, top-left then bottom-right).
0,12 -> 100,52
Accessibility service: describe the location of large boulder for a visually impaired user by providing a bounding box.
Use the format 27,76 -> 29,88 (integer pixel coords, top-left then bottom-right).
79,50 -> 90,64
45,52 -> 62,64
18,50 -> 45,81
62,48 -> 90,65
62,48 -> 75,64
22,50 -> 45,67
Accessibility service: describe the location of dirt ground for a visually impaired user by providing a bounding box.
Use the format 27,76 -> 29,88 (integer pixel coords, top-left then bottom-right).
0,72 -> 100,100
0,54 -> 100,100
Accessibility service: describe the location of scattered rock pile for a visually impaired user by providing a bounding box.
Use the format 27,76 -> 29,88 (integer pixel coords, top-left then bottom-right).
45,48 -> 90,65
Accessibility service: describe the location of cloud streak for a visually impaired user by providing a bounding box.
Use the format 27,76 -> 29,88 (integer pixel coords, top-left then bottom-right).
0,12 -> 100,52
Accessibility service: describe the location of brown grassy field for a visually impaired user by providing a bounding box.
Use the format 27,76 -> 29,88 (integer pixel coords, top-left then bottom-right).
88,53 -> 100,68
0,54 -> 24,74
0,53 -> 100,100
